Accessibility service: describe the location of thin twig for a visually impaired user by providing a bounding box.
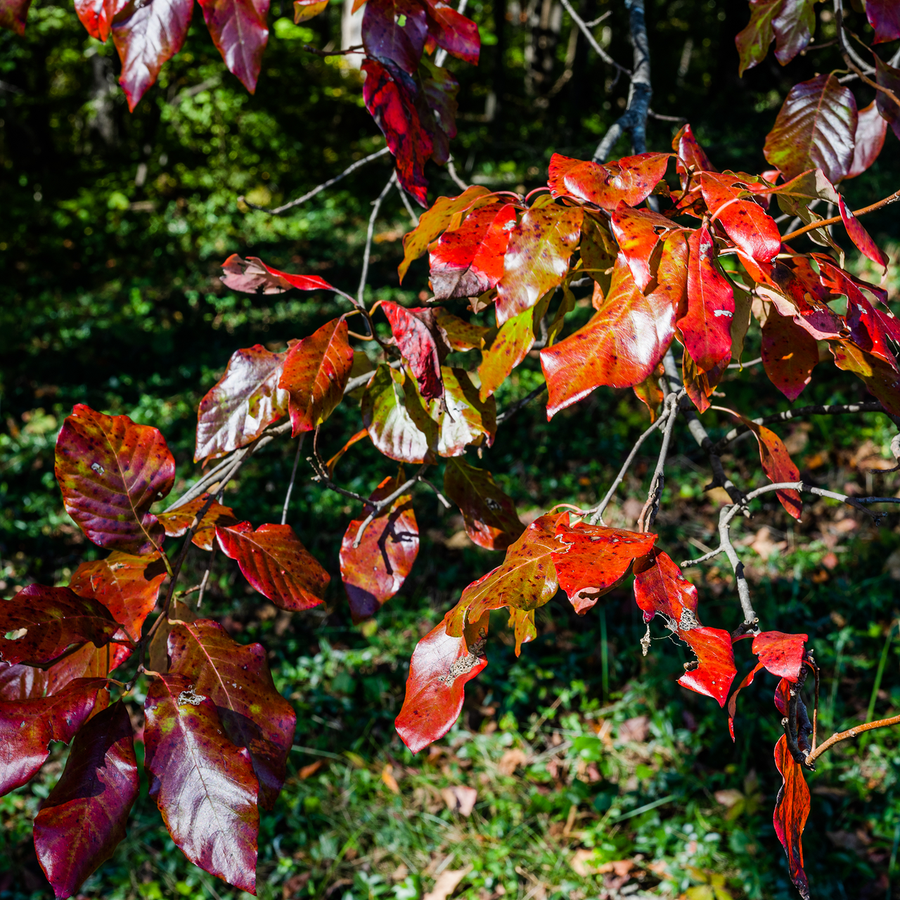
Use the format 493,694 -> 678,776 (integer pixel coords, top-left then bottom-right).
196,541 -> 217,610
358,173 -> 397,305
353,466 -> 426,547
398,187 -> 420,226
300,43 -> 364,58
240,147 -> 391,216
638,389 -> 683,532
281,434 -> 306,525
559,0 -> 631,76
418,475 -> 452,508
714,503 -> 758,629
446,156 -> 469,192
807,712 -> 900,764
496,383 -> 547,424
781,189 -> 900,243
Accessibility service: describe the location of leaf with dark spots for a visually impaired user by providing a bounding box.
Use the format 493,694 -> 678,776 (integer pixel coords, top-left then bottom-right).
195,345 -> 289,462
541,247 -> 679,418
0,585 -> 120,667
144,672 -> 258,894
220,255 -> 337,294
735,415 -> 803,519
838,194 -> 889,269
753,631 -> 808,681
197,0 -> 269,94
0,678 -> 106,798
551,516 -> 657,614
340,473 -> 419,622
764,74 -> 857,184
166,620 -> 296,810
609,203 -> 673,291
700,173 -> 781,263
55,404 -> 175,555
681,352 -> 726,413
548,152 -> 669,210
773,734 -> 812,900
362,0 -> 428,73
382,303 -> 446,400
34,702 -> 138,900
673,123 -> 716,182
494,205 -> 582,326
761,310 -> 819,402
432,308 -> 490,351
443,458 -> 524,551
478,305 -> 540,402
429,202 -> 517,300
157,496 -> 240,552
395,612 -> 489,753
429,366 -> 496,456
278,317 -> 355,434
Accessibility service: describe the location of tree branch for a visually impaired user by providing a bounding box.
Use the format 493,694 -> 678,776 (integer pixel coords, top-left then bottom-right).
807,712 -> 900,765
281,434 -> 306,525
358,173 -> 397,305
353,465 -> 426,547
781,189 -> 900,243
559,0 -> 631,78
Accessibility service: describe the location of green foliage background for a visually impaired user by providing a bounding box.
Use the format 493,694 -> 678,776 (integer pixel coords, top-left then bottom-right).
2,1 -> 900,897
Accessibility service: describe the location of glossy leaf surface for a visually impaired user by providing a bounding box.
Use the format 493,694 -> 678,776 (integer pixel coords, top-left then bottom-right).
422,0 -> 479,63
740,418 -> 802,519
838,194 -> 889,269
846,101 -> 887,180
55,405 -> 175,554
382,303 -> 444,400
216,522 -> 330,611
831,342 -> 900,416
196,0 -> 269,93
340,473 -> 419,622
609,203 -> 671,291
431,366 -> 496,456
157,496 -> 239,551
753,631 -> 808,681
73,0 -> 124,40
34,702 -> 138,900
478,306 -> 539,401
548,152 -> 669,210
144,672 -> 258,894
700,173 -> 781,263
195,345 -> 288,462
773,734 -> 811,899
220,254 -> 336,294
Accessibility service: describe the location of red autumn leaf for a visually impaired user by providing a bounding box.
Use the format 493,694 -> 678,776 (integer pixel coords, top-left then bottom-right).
478,306 -> 540,401
838,194 -> 889,269
363,58 -> 433,206
398,185 -> 491,281
422,0 -> 479,64
395,611 -> 489,754
763,74 -> 858,184
429,202 -> 517,300
430,366 -> 496,456
681,353 -> 726,414
195,344 -> 289,462
444,513 -> 563,655
111,0 -> 193,110
144,672 -> 258,894
216,521 -> 330,611
0,0 -> 33,33
362,0 -> 428,73
867,0 -> 900,43
73,0 -> 125,40
832,341 -> 900,416
68,551 -> 168,667
845,101 -> 887,180
361,364 -> 439,463
0,585 -> 120,667
197,0 -> 269,93
0,678 -> 106,797
761,310 -> 819,401
494,205 -> 582,326
773,734 -> 812,900
551,516 -> 657,614
33,702 -> 138,899
753,631 -> 808,681
157,496 -> 240,551
633,550 -> 736,706
700,173 -> 781,263
609,203 -> 673,291
673,123 -> 716,180
220,254 -> 336,294
735,0 -> 815,73
166,619 -> 296,809
382,303 -> 445,400
278,317 -> 355,433
875,55 -> 900,141
735,0 -> 780,74
340,473 -> 419,622
443,458 -> 524,551
542,247 -> 680,418
548,152 -> 669,210
677,225 -> 734,374
55,404 -> 175,555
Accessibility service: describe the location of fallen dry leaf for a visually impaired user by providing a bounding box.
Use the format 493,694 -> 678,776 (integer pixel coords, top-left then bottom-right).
497,747 -> 528,776
618,715 -> 650,743
381,763 -> 400,794
423,866 -> 472,900
299,760 -> 323,780
441,785 -> 478,816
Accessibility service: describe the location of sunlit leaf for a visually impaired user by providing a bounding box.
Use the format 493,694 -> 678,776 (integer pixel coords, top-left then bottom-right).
221,254 -> 337,294
700,173 -> 781,263
382,303 -> 445,400
422,0 -> 480,64
433,308 -> 490,351
478,305 -> 540,401
73,0 -> 125,40
431,366 -> 496,456
293,0 -> 328,22
197,0 -> 269,93
753,630 -> 808,680
609,203 -> 673,291
157,496 -> 240,551
832,341 -> 900,415
838,194 -> 889,269
548,152 -> 669,210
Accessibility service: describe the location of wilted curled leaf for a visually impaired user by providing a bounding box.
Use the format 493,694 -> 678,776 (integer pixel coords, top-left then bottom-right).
220,254 -> 336,294
773,734 -> 811,900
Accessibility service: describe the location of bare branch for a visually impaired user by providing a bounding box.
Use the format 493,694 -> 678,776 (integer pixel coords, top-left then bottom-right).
559,0 -> 631,77
781,189 -> 900,243
358,173 -> 397,305
418,474 -> 452,508
281,434 -> 306,525
496,383 -> 547,424
807,712 -> 900,765
353,465 -> 427,547
446,156 -> 470,192
715,503 -> 758,629
638,389 -> 683,532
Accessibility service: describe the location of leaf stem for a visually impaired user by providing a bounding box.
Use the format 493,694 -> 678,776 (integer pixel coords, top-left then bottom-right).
781,190 -> 900,243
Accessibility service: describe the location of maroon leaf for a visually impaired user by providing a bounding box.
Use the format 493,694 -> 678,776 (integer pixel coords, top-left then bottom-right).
430,366 -> 496,456
382,303 -> 445,400
673,123 -> 715,184
68,551 -> 168,668
551,516 -> 657,614
677,225 -> 734,374
340,473 -> 419,622
845,101 -> 887,180
737,0 -> 816,72
0,0 -> 33,34
0,678 -> 106,797
443,458 -> 524,551
761,310 -> 819,401
633,550 -> 736,706
395,611 -> 489,753
55,404 -> 175,555
609,203 -> 673,291
418,56 -> 458,165
166,619 -> 296,809
144,672 -> 258,894
111,0 -> 193,110
495,205 -> 582,326
763,74 -> 858,184
773,734 -> 812,900
542,245 -> 681,418
34,702 -> 138,899
362,0 -> 428,73
363,57 -> 433,206
867,0 -> 900,43
278,317 -> 355,434
197,0 -> 269,93
753,631 -> 808,681
216,521 -> 330,611
361,364 -> 439,463
422,0 -> 479,64
429,201 -> 517,300
157,496 -> 240,551
735,0 -> 779,74
875,56 -> 900,141
220,254 -> 337,294
0,585 -> 120,667
195,344 -> 289,462
548,152 -> 669,210
838,194 -> 889,269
